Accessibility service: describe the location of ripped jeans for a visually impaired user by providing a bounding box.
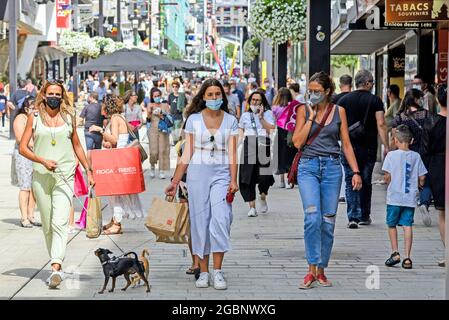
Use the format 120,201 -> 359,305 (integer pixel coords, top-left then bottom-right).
297,156 -> 342,268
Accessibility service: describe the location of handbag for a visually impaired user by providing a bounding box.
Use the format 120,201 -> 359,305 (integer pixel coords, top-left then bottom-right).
348,95 -> 373,142
276,100 -> 301,132
86,188 -> 102,239
116,114 -> 148,162
75,197 -> 89,229
287,103 -> 335,186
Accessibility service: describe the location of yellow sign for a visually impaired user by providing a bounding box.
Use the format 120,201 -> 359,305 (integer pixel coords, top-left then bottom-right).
386,0 -> 449,22
261,60 -> 267,90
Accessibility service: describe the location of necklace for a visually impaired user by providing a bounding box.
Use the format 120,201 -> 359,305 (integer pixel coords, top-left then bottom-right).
45,113 -> 59,146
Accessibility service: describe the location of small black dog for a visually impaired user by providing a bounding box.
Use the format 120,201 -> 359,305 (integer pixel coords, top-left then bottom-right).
95,248 -> 151,294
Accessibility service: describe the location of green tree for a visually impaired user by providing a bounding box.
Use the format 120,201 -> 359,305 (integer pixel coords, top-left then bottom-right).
331,55 -> 359,78
225,44 -> 235,60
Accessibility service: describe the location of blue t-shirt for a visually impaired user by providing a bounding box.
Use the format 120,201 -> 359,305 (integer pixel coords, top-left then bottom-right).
382,150 -> 427,208
0,95 -> 7,112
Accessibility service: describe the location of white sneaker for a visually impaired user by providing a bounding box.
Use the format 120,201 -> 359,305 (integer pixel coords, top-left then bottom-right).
286,183 -> 294,189
418,205 -> 432,227
279,181 -> 286,188
150,168 -> 155,178
195,272 -> 210,288
258,198 -> 268,213
213,270 -> 227,290
159,171 -> 166,179
47,271 -> 63,289
247,208 -> 258,217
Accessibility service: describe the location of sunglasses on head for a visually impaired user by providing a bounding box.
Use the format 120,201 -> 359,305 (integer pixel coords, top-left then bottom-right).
46,79 -> 64,85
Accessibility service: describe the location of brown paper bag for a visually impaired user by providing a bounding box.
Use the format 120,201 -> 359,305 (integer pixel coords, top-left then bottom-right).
145,197 -> 188,237
156,208 -> 190,244
86,190 -> 102,239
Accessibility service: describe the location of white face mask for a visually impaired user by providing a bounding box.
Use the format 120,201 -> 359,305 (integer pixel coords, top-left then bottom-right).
250,105 -> 259,113
413,84 -> 422,91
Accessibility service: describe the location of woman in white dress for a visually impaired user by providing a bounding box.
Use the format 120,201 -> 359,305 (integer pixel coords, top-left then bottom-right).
89,93 -> 144,235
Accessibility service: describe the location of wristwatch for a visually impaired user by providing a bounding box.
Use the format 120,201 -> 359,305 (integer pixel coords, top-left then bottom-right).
353,171 -> 361,176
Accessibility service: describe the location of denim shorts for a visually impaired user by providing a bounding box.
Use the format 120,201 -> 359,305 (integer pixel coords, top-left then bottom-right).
386,205 -> 415,227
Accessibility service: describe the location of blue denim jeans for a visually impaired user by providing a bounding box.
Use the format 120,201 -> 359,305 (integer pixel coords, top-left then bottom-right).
84,132 -> 103,151
297,156 -> 342,268
341,147 -> 376,223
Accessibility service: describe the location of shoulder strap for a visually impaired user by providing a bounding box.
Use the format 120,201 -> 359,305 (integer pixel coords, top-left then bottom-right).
32,112 -> 39,131
362,94 -> 374,126
115,114 -> 138,139
302,103 -> 334,151
405,110 -> 423,131
249,112 -> 259,138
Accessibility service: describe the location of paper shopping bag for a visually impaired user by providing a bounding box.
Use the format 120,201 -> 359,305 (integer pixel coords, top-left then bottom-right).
145,197 -> 188,237
86,190 -> 102,239
91,147 -> 145,197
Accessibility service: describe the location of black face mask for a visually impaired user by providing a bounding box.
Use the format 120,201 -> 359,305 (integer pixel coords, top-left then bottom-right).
46,96 -> 62,110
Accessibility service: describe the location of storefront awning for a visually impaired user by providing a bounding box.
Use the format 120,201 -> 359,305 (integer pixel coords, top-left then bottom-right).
36,46 -> 71,62
331,29 -> 410,55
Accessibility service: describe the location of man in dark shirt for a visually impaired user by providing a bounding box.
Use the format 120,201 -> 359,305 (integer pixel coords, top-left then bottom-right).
168,81 -> 187,144
79,92 -> 104,150
338,70 -> 389,228
332,74 -> 352,104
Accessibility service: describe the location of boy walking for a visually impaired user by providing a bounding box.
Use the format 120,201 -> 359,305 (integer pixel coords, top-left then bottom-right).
382,125 -> 427,269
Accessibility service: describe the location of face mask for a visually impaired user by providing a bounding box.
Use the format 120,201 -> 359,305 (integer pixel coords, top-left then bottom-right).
154,97 -> 161,103
205,99 -> 223,111
46,96 -> 62,110
413,84 -> 422,91
301,75 -> 306,81
250,105 -> 259,113
309,92 -> 325,106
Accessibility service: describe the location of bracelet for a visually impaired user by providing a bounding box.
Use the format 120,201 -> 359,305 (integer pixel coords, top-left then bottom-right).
88,168 -> 94,173
353,171 -> 361,176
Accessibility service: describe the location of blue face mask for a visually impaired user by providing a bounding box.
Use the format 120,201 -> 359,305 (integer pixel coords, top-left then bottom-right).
154,97 -> 161,103
205,99 -> 223,110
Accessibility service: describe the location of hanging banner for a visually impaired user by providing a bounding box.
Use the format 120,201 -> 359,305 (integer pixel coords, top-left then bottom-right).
385,1 -> 449,22
438,29 -> 449,84
207,36 -> 225,74
229,44 -> 239,77
56,0 -> 71,29
261,60 -> 267,90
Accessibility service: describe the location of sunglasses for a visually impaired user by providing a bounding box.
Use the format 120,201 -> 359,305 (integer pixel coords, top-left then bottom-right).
210,135 -> 216,158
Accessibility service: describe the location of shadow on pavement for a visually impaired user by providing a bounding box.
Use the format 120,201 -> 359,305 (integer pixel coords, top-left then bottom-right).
2,268 -> 47,281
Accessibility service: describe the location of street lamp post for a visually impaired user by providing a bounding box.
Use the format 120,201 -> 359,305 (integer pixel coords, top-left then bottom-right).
8,0 -> 18,140
132,16 -> 139,47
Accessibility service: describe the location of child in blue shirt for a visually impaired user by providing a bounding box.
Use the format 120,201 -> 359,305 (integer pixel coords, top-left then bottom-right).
382,124 -> 427,269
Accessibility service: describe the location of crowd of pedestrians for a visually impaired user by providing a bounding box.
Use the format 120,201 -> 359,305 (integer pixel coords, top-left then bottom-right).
1,67 -> 446,291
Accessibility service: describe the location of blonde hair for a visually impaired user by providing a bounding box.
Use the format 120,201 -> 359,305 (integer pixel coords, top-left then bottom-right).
35,81 -> 74,122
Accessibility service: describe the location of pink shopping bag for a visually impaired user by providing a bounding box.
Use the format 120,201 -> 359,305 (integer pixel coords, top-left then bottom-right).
276,100 -> 302,132
74,164 -> 89,197
75,197 -> 89,229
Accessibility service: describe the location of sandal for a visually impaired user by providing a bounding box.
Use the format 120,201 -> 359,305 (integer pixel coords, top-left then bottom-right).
316,274 -> 332,287
29,219 -> 42,227
402,258 -> 413,269
20,219 -> 33,228
102,218 -> 115,231
299,273 -> 316,290
186,267 -> 199,274
102,222 -> 122,235
385,252 -> 401,267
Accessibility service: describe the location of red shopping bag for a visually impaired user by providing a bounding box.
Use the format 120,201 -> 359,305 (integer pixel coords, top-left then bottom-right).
91,147 -> 145,196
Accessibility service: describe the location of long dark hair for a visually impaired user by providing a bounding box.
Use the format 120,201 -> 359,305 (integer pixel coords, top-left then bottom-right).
185,79 -> 229,118
246,91 -> 270,113
309,71 -> 336,102
398,89 -> 423,114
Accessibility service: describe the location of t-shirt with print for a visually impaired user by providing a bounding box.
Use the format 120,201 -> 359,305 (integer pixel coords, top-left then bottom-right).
239,110 -> 275,137
337,90 -> 384,150
382,149 -> 427,208
184,111 -> 239,165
